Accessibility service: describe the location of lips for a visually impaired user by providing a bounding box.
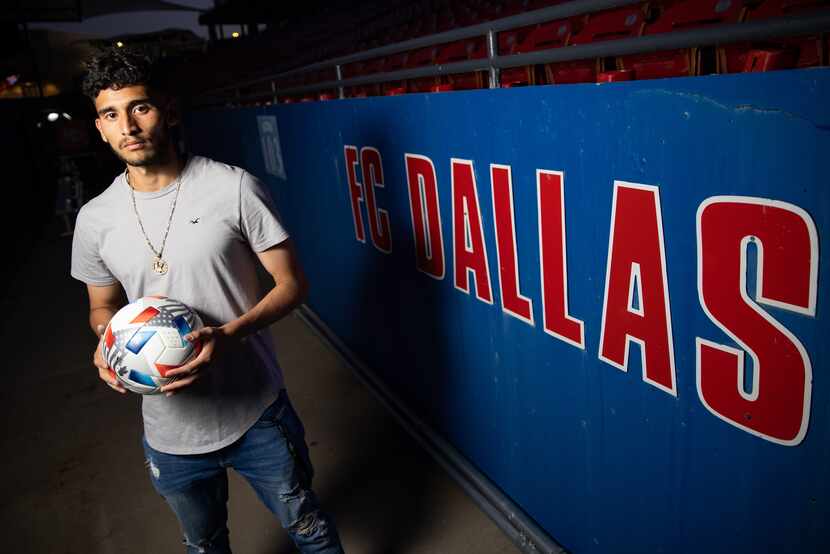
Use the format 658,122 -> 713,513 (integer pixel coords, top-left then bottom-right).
123,141 -> 147,151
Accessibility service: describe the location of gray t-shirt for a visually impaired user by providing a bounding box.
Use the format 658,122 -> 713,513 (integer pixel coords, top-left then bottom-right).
71,155 -> 289,455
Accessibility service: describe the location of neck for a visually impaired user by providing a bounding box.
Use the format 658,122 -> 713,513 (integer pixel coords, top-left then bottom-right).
126,150 -> 185,193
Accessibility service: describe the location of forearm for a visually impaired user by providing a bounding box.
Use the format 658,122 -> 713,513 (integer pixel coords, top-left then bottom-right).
89,306 -> 119,337
222,278 -> 307,340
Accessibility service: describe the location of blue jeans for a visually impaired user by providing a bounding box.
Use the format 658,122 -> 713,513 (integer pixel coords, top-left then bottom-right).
142,390 -> 344,553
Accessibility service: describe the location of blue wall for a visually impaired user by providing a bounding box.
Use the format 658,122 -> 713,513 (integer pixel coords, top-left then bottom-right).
186,69 -> 829,554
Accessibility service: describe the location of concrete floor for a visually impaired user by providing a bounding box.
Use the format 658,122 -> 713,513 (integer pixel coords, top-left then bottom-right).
0,234 -> 521,554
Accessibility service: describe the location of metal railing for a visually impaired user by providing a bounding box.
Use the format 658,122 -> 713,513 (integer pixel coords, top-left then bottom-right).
195,0 -> 830,106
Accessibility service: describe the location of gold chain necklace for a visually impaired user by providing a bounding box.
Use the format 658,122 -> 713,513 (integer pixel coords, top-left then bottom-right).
125,168 -> 182,275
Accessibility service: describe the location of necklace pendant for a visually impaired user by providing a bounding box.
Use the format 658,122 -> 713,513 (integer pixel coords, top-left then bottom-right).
153,257 -> 169,275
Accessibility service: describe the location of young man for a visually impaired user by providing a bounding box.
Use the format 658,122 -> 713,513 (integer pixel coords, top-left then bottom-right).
71,47 -> 344,553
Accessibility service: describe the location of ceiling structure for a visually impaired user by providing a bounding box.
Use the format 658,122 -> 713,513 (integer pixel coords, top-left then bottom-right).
6,0 -> 203,23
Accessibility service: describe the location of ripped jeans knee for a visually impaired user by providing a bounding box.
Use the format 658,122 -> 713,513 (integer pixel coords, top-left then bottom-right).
277,485 -> 341,551
180,526 -> 231,554
290,510 -> 324,537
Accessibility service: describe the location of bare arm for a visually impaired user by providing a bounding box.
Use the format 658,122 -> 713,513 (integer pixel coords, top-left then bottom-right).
161,238 -> 308,394
87,282 -> 126,336
87,282 -> 128,393
224,238 -> 309,340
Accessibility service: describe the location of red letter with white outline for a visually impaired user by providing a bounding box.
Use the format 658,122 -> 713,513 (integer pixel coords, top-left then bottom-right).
537,170 -> 584,348
491,164 -> 533,325
696,196 -> 817,446
360,147 -> 392,253
343,145 -> 365,243
404,153 -> 445,279
599,181 -> 676,396
452,159 -> 493,304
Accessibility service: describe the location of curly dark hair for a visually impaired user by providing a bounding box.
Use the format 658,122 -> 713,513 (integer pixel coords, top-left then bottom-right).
82,46 -> 172,100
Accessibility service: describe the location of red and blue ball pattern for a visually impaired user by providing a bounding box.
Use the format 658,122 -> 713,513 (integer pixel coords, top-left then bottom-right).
102,296 -> 203,394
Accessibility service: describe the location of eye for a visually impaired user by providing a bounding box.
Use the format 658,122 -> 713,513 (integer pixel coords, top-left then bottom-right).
104,112 -> 117,120
133,104 -> 150,114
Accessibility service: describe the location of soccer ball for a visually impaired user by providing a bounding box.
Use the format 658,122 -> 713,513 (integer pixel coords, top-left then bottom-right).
101,296 -> 204,394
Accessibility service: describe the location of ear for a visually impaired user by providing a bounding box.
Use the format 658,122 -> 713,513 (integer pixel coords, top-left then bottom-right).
94,118 -> 109,143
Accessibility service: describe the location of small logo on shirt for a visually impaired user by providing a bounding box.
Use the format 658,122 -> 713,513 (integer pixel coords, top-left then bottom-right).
189,217 -> 200,224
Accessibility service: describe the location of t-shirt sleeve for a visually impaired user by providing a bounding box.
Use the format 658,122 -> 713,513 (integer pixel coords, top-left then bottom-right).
70,207 -> 118,286
239,171 -> 290,252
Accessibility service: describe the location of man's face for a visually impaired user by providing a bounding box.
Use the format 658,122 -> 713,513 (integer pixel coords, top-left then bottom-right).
94,84 -> 176,167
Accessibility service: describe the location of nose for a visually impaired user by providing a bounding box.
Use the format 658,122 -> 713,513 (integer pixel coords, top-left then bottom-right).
119,111 -> 139,136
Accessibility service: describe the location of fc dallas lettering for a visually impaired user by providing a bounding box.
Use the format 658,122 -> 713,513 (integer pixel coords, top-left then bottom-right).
342,144 -> 819,446
696,197 -> 817,446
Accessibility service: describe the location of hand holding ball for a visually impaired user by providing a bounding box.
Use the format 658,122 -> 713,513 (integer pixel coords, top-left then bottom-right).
100,296 -> 204,395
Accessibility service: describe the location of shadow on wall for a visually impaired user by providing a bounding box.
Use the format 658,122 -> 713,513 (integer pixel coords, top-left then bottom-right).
293,115 -> 458,553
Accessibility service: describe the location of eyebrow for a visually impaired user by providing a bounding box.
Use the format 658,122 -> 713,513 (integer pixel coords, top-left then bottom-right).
97,98 -> 153,116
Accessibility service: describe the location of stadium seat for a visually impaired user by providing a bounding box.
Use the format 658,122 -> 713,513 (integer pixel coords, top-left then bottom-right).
718,0 -> 829,73
744,0 -> 830,20
406,46 -> 440,93
545,4 -> 647,85
343,57 -> 384,98
430,83 -> 455,92
499,17 -> 580,86
597,69 -> 635,81
618,0 -> 746,80
382,52 -> 409,95
435,38 -> 487,90
645,0 -> 746,32
569,4 -> 647,45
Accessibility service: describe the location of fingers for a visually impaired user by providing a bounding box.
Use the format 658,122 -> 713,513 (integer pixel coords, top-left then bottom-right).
94,337 -> 126,394
160,337 -> 212,397
165,342 -> 211,379
161,373 -> 202,396
165,331 -> 214,377
159,327 -> 222,397
183,326 -> 213,343
99,366 -> 127,394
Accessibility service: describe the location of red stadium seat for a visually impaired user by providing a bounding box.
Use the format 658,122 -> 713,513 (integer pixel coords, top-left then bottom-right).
619,0 -> 746,80
744,0 -> 830,20
597,69 -> 635,82
742,48 -> 799,71
545,4 -> 647,85
435,38 -> 488,91
430,83 -> 455,92
382,52 -> 409,95
498,25 -> 536,54
524,17 -> 578,50
569,4 -> 647,45
500,17 -> 580,86
407,46 -> 440,93
718,0 -> 829,73
645,0 -> 746,33
343,57 -> 384,98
